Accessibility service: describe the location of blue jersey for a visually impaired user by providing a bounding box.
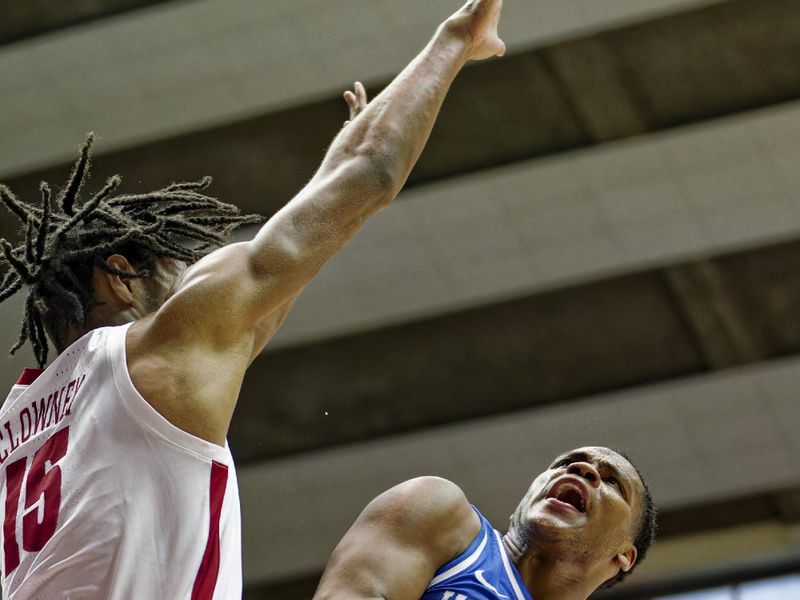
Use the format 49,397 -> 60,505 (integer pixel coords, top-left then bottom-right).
421,507 -> 533,600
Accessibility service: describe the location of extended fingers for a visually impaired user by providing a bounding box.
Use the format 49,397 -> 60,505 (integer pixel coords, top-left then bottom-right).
343,82 -> 368,123
354,82 -> 368,110
342,83 -> 366,128
343,89 -> 356,107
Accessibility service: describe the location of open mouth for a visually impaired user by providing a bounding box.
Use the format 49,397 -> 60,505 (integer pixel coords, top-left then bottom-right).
546,480 -> 587,513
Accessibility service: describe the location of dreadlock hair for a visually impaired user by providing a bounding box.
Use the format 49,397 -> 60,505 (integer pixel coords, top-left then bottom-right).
0,133 -> 263,368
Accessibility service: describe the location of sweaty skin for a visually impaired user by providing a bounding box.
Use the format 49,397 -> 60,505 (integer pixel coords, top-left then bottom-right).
505,446 -> 642,599
63,0 -> 507,447
313,447 -> 643,600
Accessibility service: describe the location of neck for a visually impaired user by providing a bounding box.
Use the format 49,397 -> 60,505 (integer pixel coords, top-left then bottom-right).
502,533 -> 596,600
63,306 -> 140,349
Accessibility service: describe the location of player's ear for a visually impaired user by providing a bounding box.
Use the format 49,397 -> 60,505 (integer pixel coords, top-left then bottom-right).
101,254 -> 137,306
614,543 -> 637,573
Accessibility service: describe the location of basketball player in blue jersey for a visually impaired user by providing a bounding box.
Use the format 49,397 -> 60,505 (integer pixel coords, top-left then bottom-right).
313,446 -> 656,600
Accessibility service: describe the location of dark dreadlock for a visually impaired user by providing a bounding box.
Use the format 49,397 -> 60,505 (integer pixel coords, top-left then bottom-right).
0,133 -> 263,368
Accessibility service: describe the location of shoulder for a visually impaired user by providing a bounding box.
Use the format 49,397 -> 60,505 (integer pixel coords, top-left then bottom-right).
368,476 -> 469,513
364,477 -> 482,560
383,476 -> 470,510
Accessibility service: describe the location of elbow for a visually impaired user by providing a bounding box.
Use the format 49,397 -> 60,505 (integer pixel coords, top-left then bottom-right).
324,122 -> 405,208
325,150 -> 397,210
348,121 -> 407,204
358,146 -> 400,207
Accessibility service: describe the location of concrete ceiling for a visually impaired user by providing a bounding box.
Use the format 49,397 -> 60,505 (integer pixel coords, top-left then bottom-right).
2,0 -> 800,598
0,0 -> 176,46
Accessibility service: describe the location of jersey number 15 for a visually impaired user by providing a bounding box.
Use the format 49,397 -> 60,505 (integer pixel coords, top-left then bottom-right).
2,426 -> 70,576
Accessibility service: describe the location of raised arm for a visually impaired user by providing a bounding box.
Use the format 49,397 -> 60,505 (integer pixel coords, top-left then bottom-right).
313,477 -> 481,600
246,0 -> 505,290
166,0 -> 505,343
128,0 -> 505,445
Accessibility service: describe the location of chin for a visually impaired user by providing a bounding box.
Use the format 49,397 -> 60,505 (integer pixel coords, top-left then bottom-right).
514,509 -> 583,546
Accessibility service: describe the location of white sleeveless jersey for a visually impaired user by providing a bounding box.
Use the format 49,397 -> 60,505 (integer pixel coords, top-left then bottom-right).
0,324 -> 242,599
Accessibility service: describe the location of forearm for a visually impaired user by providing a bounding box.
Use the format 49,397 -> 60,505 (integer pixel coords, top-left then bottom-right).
248,24 -> 473,283
321,24 -> 471,198
243,2 -> 502,315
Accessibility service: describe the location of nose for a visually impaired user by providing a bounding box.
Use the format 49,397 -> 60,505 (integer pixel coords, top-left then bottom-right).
567,462 -> 601,487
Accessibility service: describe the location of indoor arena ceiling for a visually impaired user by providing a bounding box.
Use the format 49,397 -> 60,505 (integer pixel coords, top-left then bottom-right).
2,1 -> 800,598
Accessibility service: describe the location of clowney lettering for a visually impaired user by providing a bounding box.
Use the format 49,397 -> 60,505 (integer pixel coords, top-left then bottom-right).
0,374 -> 85,462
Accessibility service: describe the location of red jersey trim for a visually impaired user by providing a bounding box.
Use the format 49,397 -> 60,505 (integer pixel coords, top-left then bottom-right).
16,368 -> 44,385
191,461 -> 229,600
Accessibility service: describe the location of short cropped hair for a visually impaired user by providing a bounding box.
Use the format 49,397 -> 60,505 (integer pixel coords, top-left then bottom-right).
601,448 -> 657,589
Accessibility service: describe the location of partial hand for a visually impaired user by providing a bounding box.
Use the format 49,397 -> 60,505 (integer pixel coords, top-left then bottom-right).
342,81 -> 368,128
445,0 -> 505,61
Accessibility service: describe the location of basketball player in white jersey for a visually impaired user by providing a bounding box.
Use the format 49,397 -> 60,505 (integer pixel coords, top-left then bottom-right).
0,1 -> 506,597
314,447 -> 656,600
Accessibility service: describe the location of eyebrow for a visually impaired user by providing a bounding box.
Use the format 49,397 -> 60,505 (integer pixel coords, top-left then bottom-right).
553,451 -> 633,501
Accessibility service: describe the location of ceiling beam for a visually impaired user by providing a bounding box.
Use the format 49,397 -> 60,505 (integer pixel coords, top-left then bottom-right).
0,0 -> 722,178
3,0 -> 800,245
663,260 -> 768,367
0,0 -> 179,47
230,237 -> 800,463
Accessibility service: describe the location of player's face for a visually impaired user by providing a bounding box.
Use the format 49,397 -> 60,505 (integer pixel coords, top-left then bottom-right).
509,446 -> 641,567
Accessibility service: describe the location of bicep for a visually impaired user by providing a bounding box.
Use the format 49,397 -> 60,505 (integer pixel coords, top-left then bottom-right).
152,241 -> 297,350
246,155 -> 392,300
150,157 -> 391,349
317,519 -> 438,600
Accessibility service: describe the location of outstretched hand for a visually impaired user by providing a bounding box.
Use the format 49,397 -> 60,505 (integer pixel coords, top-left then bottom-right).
342,82 -> 368,128
340,1 -> 503,131
445,0 -> 505,61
